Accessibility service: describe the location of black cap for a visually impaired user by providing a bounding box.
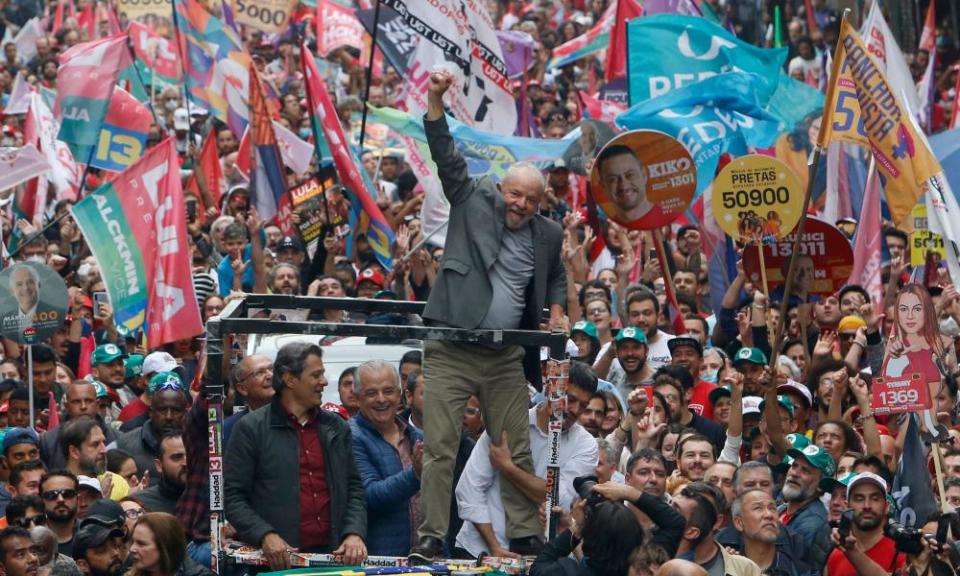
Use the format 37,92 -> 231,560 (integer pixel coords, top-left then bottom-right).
0,378 -> 20,393
667,336 -> 703,357
277,235 -> 304,252
82,499 -> 125,528
73,523 -> 123,560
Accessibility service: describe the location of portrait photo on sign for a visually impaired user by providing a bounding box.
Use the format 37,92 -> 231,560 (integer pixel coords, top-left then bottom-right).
880,283 -> 949,438
589,129 -> 696,230
0,262 -> 68,344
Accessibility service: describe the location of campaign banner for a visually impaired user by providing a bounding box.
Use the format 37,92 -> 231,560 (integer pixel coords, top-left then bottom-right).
382,0 -> 516,135
711,154 -> 803,243
0,262 -> 68,345
355,5 -> 417,74
117,0 -> 172,22
230,0 -> 297,33
742,216 -> 854,298
75,88 -> 153,173
54,34 -> 131,148
71,139 -> 202,346
625,15 -> 786,105
317,0 -> 365,56
871,374 -> 930,416
910,203 -> 945,267
128,21 -> 180,84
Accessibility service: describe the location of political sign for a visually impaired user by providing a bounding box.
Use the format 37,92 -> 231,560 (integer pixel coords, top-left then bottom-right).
355,5 -> 417,75
231,0 -> 297,33
75,88 -> 153,173
871,374 -> 930,416
589,130 -> 696,230
742,216 -> 854,298
712,154 -> 803,243
117,0 -> 171,22
0,262 -> 68,345
910,203 -> 945,267
317,0 -> 365,57
0,145 -> 51,193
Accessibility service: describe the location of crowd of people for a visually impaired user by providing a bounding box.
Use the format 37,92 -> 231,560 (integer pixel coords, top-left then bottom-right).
0,0 -> 954,575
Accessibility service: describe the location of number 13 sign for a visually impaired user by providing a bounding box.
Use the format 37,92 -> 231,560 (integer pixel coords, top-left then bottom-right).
871,373 -> 931,416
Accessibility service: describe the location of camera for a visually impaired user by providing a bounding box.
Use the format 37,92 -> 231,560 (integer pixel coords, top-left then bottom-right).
838,510 -> 853,542
885,520 -> 926,555
573,475 -> 603,506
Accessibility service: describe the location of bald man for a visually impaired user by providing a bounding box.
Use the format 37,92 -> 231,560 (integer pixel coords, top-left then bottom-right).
658,559 -> 708,576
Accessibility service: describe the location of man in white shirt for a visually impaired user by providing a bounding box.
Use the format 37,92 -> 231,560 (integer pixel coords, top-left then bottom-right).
454,362 -> 599,558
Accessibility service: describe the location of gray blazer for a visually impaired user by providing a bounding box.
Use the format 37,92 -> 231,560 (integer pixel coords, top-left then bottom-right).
421,114 -> 566,338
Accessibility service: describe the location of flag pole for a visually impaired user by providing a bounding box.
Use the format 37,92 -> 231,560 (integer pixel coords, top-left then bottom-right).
768,9 -> 851,368
357,0 -> 382,151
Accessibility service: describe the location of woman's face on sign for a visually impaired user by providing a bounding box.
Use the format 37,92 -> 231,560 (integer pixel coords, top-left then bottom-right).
897,292 -> 924,336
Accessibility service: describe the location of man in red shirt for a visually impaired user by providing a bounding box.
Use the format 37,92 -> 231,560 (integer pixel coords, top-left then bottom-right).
825,472 -> 906,576
668,336 -> 716,419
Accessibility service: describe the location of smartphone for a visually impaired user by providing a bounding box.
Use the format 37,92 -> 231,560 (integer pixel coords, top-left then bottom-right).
838,510 -> 853,542
186,202 -> 197,222
93,291 -> 109,313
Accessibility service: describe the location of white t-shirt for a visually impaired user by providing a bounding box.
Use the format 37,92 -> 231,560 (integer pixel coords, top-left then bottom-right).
647,331 -> 675,372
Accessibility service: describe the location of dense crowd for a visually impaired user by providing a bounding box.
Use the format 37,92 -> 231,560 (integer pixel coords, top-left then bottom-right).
0,0 -> 954,576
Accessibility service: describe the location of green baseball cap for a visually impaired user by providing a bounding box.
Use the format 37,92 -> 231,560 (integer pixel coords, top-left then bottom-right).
786,444 -> 837,477
776,433 -> 812,471
819,471 -> 856,493
616,326 -> 647,345
147,371 -> 184,397
708,385 -> 732,405
90,380 -> 110,400
733,347 -> 768,367
124,354 -> 144,380
759,395 -> 796,418
571,320 -> 599,340
91,344 -> 126,366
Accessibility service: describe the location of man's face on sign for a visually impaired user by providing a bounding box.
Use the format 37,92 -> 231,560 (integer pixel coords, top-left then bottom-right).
11,267 -> 38,312
600,151 -> 647,213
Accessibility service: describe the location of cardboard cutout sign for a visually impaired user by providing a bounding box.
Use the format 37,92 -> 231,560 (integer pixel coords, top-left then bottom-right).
712,154 -> 803,243
589,130 -> 696,230
742,217 -> 854,299
0,262 -> 68,344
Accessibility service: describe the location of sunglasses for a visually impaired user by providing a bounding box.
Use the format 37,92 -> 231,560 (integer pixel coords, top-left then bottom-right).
13,514 -> 45,528
41,489 -> 77,501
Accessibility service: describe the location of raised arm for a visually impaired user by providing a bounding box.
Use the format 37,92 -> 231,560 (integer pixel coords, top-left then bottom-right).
423,71 -> 473,206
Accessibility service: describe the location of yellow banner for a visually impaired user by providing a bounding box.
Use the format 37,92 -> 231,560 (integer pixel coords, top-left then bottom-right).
822,19 -> 942,227
910,203 -> 946,266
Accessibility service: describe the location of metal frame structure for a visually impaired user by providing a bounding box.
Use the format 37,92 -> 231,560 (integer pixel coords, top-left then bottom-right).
204,295 -> 568,573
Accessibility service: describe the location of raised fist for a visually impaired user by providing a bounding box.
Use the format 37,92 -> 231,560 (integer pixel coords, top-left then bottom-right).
427,70 -> 455,98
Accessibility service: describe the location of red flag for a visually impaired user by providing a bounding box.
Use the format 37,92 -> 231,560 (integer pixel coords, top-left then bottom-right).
919,0 -> 936,53
579,91 -> 626,124
184,135 -> 222,220
803,0 -> 819,38
849,164 -> 883,310
605,0 -> 642,81
77,4 -> 94,39
52,0 -> 65,34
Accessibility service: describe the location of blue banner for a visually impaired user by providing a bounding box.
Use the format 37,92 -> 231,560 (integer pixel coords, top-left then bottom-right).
626,14 -> 787,105
617,72 -> 785,199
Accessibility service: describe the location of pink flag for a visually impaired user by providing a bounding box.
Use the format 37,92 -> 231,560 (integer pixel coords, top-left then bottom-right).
919,1 -> 936,53
272,120 -> 314,176
23,92 -> 80,222
850,163 -> 883,309
317,0 -> 365,57
0,145 -> 51,192
579,91 -> 626,124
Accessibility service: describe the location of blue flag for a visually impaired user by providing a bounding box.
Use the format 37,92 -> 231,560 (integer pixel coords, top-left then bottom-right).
892,415 -> 938,528
626,14 -> 787,105
616,72 -> 784,199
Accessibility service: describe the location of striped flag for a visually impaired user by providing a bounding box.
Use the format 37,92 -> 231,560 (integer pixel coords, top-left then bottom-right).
548,2 -> 615,69
53,34 -> 131,149
302,40 -> 394,270
248,63 -> 287,223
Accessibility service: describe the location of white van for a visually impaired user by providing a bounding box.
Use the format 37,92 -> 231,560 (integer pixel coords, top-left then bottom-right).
246,333 -> 422,405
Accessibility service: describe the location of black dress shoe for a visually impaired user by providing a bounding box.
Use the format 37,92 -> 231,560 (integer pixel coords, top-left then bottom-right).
509,535 -> 545,556
408,536 -> 443,565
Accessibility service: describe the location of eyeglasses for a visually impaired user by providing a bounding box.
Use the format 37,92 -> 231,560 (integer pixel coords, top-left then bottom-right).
464,407 -> 481,417
243,368 -> 273,380
13,514 -> 45,528
123,508 -> 144,519
41,489 -> 77,501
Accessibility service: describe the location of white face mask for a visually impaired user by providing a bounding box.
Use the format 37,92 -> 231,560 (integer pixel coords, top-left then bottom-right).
702,369 -> 718,384
25,254 -> 45,264
165,100 -> 179,112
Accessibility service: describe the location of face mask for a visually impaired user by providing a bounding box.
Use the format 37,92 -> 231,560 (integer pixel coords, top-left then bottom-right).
165,100 -> 178,112
299,128 -> 311,140
701,369 -> 718,384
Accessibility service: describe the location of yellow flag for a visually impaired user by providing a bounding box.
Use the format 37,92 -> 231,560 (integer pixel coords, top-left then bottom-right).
821,19 -> 942,226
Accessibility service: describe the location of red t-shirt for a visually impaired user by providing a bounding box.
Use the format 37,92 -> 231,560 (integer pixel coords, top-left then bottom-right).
826,536 -> 905,576
688,380 -> 716,420
285,409 -> 331,550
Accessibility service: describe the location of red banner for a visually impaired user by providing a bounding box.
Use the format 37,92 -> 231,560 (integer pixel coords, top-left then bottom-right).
317,0 -> 365,57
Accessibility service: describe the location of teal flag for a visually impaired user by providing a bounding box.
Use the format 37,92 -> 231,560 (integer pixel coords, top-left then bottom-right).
626,15 -> 787,105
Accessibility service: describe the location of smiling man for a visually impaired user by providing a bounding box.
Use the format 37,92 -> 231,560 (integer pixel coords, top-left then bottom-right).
413,70 -> 566,563
349,360 -> 422,557
224,342 -> 367,570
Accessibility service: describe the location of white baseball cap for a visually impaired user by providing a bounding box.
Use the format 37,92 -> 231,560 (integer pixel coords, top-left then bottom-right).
173,108 -> 189,131
846,471 -> 888,499
77,475 -> 102,495
143,351 -> 178,377
778,378 -> 814,408
742,396 -> 763,416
